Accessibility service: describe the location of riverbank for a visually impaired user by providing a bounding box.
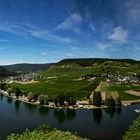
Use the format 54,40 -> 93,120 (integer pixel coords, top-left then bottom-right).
1,89 -> 140,110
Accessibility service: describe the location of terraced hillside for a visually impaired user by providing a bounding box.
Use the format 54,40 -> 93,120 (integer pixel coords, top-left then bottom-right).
10,58 -> 140,100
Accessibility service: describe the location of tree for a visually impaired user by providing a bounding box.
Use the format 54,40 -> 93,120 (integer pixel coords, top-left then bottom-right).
54,94 -> 65,106
65,94 -> 76,105
116,97 -> 122,106
27,92 -> 34,102
104,96 -> 116,107
44,95 -> 49,105
13,87 -> 23,98
38,94 -> 49,105
7,88 -> 13,97
38,94 -> 45,105
93,91 -> 102,107
0,83 -> 7,90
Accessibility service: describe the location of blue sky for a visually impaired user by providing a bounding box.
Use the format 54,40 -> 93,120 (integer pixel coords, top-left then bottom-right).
0,0 -> 140,64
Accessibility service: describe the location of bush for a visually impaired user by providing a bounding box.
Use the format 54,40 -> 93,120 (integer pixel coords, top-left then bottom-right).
93,91 -> 102,106
104,96 -> 116,107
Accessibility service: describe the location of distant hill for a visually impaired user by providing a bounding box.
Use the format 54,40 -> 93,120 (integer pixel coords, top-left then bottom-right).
0,66 -> 14,77
57,58 -> 140,67
4,63 -> 54,73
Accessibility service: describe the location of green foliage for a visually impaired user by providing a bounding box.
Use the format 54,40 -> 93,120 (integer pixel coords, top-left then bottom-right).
7,88 -> 13,96
9,58 -> 140,101
92,91 -> 102,106
65,94 -> 76,105
123,116 -> 140,140
116,97 -> 122,106
0,66 -> 14,77
0,83 -> 7,90
13,87 -> 23,98
104,96 -> 116,107
7,125 -> 86,140
27,92 -> 38,102
54,94 -> 66,106
54,94 -> 76,106
38,94 -> 49,105
4,63 -> 53,73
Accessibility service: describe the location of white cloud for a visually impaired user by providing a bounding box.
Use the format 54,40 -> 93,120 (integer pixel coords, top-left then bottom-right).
57,13 -> 83,31
96,43 -> 113,51
29,29 -> 72,43
41,52 -> 47,55
0,21 -> 72,44
108,27 -> 128,42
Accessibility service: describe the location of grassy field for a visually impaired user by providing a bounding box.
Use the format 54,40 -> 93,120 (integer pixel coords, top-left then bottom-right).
107,84 -> 140,100
7,125 -> 86,140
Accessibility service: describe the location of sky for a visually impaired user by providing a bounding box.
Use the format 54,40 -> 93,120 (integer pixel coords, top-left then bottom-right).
0,0 -> 140,65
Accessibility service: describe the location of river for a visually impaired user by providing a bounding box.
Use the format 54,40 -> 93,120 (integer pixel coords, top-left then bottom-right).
0,94 -> 139,140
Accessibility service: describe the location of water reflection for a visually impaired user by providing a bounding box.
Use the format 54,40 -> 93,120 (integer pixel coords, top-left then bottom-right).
65,109 -> 76,121
15,100 -> 20,113
38,107 -> 50,115
104,107 -> 122,118
54,109 -> 76,124
23,103 -> 36,112
116,107 -> 122,115
93,109 -> 102,124
7,97 -> 12,104
0,94 -> 3,101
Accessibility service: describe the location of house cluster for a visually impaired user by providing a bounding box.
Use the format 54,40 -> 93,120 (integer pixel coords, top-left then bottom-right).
77,73 -> 140,84
2,73 -> 37,83
106,73 -> 140,83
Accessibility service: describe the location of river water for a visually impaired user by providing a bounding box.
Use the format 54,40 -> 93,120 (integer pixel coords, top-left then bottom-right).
0,94 -> 139,140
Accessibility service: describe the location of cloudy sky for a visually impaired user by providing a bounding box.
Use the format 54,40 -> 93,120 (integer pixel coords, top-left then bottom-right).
0,0 -> 140,64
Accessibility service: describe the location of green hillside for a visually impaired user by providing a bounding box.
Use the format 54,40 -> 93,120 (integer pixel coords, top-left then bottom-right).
0,66 -> 14,77
9,58 -> 140,100
4,63 -> 54,73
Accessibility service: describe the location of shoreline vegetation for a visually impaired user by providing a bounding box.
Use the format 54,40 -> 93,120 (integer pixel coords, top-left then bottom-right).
0,89 -> 106,110
7,125 -> 87,140
0,87 -> 140,110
